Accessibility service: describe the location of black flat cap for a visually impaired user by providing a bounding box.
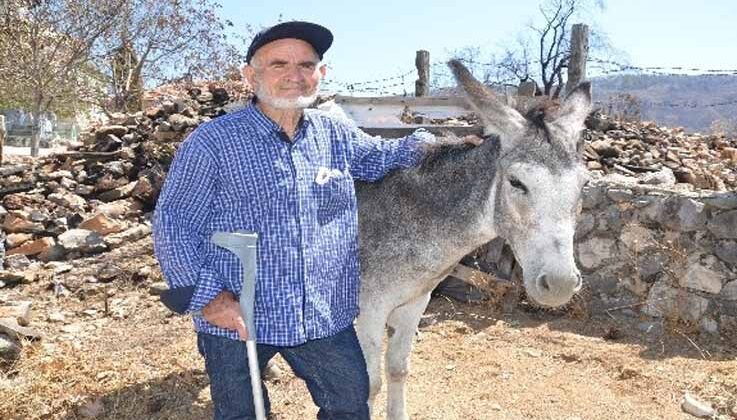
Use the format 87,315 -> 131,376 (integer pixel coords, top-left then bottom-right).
246,21 -> 333,64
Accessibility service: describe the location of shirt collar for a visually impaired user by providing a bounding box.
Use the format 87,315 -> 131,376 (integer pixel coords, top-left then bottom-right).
245,100 -> 314,138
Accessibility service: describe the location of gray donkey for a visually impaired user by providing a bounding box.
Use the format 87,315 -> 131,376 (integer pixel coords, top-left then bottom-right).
355,60 -> 592,419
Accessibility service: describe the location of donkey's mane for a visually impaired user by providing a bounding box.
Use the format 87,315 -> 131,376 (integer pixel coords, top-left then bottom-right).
416,133 -> 500,171
414,98 -> 562,171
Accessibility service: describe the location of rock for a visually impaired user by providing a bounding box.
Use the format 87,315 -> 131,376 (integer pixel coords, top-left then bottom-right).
168,113 -> 198,131
679,262 -> 723,294
149,281 -> 168,296
2,212 -> 44,233
48,192 -> 87,211
97,181 -> 137,203
95,173 -> 129,193
131,175 -> 158,205
45,262 -> 73,274
94,133 -> 123,152
0,301 -> 32,326
4,253 -> 32,270
41,170 -> 73,181
577,236 -> 616,270
78,213 -> 125,236
523,348 -> 542,358
707,210 -> 737,239
5,232 -> 32,249
103,161 -> 129,177
211,87 -> 229,103
702,192 -> 737,210
57,229 -> 107,253
196,91 -> 214,103
98,264 -> 124,282
263,360 -> 284,381
0,317 -> 42,340
95,125 -> 128,140
104,224 -> 151,248
0,271 -> 25,287
38,245 -> 66,262
606,188 -> 634,202
75,184 -> 95,196
59,176 -> 77,190
658,197 -> 707,232
591,139 -> 621,158
581,183 -> 606,209
700,317 -> 718,334
48,311 -> 66,323
619,223 -> 654,251
639,167 -> 676,187
29,209 -> 50,223
145,105 -> 163,119
0,334 -> 21,363
95,199 -> 143,219
714,240 -> 737,266
6,237 -> 55,257
721,147 -> 737,162
681,393 -> 715,418
643,280 -> 710,321
575,213 -> 595,239
60,323 -> 84,334
637,253 -> 667,280
721,280 -> 737,301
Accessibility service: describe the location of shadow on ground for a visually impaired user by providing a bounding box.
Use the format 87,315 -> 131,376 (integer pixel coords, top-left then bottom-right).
424,292 -> 737,362
60,370 -> 212,420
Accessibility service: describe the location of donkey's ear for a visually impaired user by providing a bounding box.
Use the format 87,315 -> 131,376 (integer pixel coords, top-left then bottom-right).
448,60 -> 526,137
555,82 -> 592,131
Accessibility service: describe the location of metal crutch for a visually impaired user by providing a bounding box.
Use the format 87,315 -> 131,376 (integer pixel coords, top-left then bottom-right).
211,231 -> 266,420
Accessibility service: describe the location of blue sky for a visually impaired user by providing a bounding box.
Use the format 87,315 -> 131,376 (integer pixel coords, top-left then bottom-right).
220,0 -> 737,94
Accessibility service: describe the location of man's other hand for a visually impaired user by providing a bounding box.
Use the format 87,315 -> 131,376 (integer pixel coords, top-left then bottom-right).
202,291 -> 249,341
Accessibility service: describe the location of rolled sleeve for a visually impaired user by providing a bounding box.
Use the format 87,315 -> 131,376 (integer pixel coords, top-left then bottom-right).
348,127 -> 434,181
187,266 -> 224,313
153,130 -> 223,314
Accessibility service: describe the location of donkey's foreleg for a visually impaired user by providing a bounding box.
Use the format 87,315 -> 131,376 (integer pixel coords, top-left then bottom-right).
384,292 -> 432,420
356,307 -> 390,418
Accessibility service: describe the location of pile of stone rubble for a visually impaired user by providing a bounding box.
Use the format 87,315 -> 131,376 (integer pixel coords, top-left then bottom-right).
2,89 -> 737,363
0,82 -> 251,279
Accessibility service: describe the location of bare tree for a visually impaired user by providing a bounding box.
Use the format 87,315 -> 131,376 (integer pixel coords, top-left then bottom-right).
497,0 -> 607,97
0,0 -> 123,156
96,0 -> 248,112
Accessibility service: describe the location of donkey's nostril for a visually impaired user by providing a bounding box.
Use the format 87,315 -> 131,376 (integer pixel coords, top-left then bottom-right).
537,274 -> 551,291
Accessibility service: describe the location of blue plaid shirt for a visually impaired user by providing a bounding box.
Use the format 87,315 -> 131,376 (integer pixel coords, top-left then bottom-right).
153,102 -> 432,346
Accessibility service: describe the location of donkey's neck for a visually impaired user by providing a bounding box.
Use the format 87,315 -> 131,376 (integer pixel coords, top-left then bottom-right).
401,139 -> 501,236
357,139 -> 502,278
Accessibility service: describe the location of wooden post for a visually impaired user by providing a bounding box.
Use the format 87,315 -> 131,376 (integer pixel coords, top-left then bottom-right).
415,50 -> 430,97
564,23 -> 589,97
0,115 -> 5,166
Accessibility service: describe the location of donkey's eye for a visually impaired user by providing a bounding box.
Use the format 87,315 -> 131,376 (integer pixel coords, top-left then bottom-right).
509,177 -> 528,193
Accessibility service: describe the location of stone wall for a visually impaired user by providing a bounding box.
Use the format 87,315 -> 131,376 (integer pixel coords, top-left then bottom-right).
575,176 -> 737,334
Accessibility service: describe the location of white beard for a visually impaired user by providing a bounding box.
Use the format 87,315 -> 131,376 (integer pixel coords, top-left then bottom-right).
255,83 -> 318,110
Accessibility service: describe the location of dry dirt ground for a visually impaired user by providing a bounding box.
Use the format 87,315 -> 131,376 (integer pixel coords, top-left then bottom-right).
1,237 -> 736,420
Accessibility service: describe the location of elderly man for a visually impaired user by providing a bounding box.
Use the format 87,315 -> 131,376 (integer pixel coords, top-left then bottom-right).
154,21 -> 477,420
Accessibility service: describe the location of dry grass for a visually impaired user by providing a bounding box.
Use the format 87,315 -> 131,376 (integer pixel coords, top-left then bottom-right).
1,237 -> 736,419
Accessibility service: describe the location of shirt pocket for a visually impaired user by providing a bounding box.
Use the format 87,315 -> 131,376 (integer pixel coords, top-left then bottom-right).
314,168 -> 353,225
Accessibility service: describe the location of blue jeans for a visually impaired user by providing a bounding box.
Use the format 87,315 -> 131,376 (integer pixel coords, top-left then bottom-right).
197,325 -> 370,420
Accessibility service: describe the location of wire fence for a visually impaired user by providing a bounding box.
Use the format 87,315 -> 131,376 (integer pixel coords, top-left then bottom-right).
320,57 -> 737,111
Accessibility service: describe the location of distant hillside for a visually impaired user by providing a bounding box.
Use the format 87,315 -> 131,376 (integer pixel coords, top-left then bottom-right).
591,74 -> 737,134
